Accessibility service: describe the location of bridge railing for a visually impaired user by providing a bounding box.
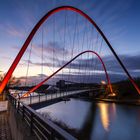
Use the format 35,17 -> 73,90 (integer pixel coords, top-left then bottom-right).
8,94 -> 77,140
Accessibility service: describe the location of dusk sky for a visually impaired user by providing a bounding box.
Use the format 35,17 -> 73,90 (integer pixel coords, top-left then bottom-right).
0,0 -> 140,85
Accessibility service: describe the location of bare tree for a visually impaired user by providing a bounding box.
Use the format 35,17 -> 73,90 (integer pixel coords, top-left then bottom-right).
0,73 -> 20,100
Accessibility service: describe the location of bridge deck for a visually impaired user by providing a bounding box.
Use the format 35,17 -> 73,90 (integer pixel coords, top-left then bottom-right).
20,89 -> 90,105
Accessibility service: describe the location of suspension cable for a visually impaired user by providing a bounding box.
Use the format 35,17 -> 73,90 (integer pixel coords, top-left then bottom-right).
21,50 -> 113,98
24,42 -> 33,87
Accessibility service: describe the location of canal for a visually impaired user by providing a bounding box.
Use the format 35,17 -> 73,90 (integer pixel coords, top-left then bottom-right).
37,99 -> 140,140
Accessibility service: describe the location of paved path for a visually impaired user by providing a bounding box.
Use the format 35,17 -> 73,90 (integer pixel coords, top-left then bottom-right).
0,101 -> 8,112
0,111 -> 12,140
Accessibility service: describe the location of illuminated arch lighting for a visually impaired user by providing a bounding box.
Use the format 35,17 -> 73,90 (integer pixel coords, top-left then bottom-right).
21,50 -> 113,98
0,6 -> 139,94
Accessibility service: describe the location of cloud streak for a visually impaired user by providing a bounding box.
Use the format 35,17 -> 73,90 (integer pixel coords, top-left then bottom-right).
21,53 -> 140,75
15,53 -> 140,85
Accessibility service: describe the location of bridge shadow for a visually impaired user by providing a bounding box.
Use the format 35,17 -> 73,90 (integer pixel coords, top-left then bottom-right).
76,101 -> 97,140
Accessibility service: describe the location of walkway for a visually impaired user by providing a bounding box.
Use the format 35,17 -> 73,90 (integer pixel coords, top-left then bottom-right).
0,111 -> 12,140
20,89 -> 91,105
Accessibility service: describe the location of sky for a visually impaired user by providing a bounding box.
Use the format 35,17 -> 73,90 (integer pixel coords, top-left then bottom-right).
0,0 -> 140,85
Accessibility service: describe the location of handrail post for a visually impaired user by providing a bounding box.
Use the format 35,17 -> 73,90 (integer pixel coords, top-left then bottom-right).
14,98 -> 17,108
17,101 -> 20,113
50,131 -> 54,140
39,93 -> 40,103
30,94 -> 32,104
30,112 -> 34,133
22,106 -> 25,120
11,96 -> 14,104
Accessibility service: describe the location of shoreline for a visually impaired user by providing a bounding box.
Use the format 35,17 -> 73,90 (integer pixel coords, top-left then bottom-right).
95,98 -> 140,106
73,97 -> 140,106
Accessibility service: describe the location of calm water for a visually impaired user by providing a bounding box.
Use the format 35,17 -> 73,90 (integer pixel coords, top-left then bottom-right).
37,99 -> 140,140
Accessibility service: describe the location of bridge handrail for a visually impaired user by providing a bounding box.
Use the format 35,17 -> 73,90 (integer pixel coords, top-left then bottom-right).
8,94 -> 77,140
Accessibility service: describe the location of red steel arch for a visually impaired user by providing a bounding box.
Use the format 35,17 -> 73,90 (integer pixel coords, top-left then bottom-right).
21,50 -> 113,98
0,6 -> 139,94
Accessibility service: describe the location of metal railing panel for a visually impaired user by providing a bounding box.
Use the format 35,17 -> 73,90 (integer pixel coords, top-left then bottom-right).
8,94 -> 77,140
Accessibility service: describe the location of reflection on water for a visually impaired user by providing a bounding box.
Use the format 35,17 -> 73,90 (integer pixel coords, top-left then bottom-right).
99,103 -> 110,131
37,99 -> 140,140
98,103 -> 116,132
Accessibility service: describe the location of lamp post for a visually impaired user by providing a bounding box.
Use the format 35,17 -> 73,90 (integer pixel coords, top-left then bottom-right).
101,80 -> 116,97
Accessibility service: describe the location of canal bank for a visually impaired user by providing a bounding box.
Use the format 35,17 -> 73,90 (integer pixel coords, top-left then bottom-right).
76,96 -> 140,106
94,98 -> 140,106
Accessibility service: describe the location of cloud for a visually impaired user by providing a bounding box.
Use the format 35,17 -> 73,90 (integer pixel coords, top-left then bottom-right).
20,52 -> 140,77
17,71 -> 126,85
75,54 -> 139,70
37,74 -> 47,77
83,0 -> 132,42
30,61 -> 54,67
54,72 -> 126,83
32,42 -> 69,57
0,23 -> 25,38
16,73 -> 48,85
16,53 -> 140,85
11,40 -> 69,62
7,26 -> 24,38
1,56 -> 12,60
101,54 -> 140,73
59,54 -> 140,78
4,41 -> 140,80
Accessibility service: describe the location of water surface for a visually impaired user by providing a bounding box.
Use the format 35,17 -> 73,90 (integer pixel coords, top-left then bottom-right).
37,99 -> 140,140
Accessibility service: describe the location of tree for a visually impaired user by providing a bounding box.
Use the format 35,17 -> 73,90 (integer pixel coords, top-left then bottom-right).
0,73 -> 20,100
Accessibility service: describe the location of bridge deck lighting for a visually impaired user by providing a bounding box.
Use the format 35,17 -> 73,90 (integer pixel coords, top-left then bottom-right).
101,80 -> 106,85
108,92 -> 116,97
